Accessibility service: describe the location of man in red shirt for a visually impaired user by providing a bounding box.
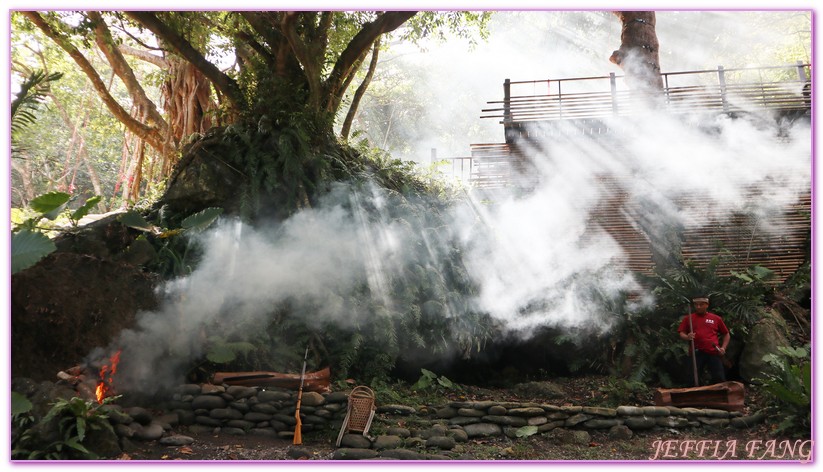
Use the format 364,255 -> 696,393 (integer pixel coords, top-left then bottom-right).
678,296 -> 730,386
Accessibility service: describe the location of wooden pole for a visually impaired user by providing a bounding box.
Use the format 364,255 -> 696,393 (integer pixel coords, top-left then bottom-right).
688,310 -> 699,387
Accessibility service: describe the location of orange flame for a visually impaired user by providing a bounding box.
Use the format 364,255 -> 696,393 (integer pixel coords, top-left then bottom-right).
95,350 -> 121,404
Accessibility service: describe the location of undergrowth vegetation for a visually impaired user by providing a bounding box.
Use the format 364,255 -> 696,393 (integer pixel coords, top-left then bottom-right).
12,395 -> 118,460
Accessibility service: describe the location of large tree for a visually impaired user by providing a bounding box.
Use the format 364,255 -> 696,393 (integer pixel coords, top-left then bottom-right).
18,11 -> 490,211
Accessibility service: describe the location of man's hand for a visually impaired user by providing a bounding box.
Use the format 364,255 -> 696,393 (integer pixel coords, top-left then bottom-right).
680,332 -> 695,342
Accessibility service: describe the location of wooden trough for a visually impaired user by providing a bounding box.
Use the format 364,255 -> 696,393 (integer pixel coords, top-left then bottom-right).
654,381 -> 745,412
212,366 -> 331,393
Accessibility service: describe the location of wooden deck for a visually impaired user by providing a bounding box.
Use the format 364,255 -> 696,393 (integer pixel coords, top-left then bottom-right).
481,63 -> 810,127
442,63 -> 811,284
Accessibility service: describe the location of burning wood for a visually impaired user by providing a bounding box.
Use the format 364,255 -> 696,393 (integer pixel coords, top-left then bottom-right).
55,350 -> 122,404
95,350 -> 122,403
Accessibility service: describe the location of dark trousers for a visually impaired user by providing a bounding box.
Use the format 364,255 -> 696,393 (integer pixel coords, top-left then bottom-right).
689,351 -> 726,386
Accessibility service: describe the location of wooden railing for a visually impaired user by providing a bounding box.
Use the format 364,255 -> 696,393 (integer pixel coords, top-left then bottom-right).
434,63 -> 811,285
481,62 -> 811,123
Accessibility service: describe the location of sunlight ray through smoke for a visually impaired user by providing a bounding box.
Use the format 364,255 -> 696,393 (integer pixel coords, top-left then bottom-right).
85,11 -> 809,393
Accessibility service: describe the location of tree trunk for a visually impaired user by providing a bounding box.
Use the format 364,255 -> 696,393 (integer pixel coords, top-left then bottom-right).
341,38 -> 381,141
162,57 -> 218,145
82,152 -> 106,211
609,11 -> 664,93
10,158 -> 35,207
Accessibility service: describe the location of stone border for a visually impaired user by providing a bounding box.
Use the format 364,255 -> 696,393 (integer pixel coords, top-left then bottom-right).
50,384 -> 767,459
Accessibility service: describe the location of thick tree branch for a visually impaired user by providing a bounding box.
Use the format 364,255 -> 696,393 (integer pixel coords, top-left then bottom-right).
88,12 -> 170,137
341,37 -> 381,140
237,12 -> 279,63
280,12 -> 324,106
118,44 -> 168,68
126,11 -> 247,112
325,11 -> 417,112
316,12 -> 333,56
22,11 -> 165,151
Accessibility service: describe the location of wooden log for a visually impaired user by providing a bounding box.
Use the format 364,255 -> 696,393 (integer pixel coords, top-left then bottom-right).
212,366 -> 331,393
654,381 -> 745,412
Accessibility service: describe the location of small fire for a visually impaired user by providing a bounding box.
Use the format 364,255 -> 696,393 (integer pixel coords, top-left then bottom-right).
95,350 -> 122,404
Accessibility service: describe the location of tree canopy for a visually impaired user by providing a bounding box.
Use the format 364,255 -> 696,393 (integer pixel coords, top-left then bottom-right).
14,11 -> 490,208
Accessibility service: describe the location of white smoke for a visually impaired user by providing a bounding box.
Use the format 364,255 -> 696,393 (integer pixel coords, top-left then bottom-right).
89,10 -> 810,392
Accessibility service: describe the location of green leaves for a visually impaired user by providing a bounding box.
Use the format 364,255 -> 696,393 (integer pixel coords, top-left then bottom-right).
29,191 -> 71,220
412,368 -> 437,390
205,337 -> 256,364
11,392 -> 33,417
412,368 -> 460,393
119,210 -> 156,232
70,195 -> 102,222
11,229 -> 56,274
756,343 -> 810,436
11,69 -> 63,137
121,207 -> 224,234
730,265 -> 775,283
16,396 -> 113,459
515,425 -> 538,438
10,190 -> 101,275
181,207 -> 224,233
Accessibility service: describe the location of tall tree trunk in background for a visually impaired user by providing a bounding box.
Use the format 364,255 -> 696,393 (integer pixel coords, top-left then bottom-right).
82,154 -> 105,209
117,106 -> 151,207
11,159 -> 35,206
341,37 -> 381,141
609,11 -> 664,93
49,92 -> 106,210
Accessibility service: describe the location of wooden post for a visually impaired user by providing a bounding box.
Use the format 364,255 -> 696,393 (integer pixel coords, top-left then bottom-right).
610,73 -> 619,115
503,79 -> 514,143
557,79 -> 563,119
717,65 -> 729,113
796,60 -> 808,82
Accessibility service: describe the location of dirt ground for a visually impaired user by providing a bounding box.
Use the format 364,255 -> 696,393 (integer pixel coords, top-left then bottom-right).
117,425 -> 786,462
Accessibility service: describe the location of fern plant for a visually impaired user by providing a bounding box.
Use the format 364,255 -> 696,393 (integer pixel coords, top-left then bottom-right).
12,396 -> 118,460
756,345 -> 811,437
11,69 -> 63,156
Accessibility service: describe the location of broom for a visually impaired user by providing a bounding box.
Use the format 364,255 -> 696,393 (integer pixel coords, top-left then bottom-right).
293,346 -> 309,445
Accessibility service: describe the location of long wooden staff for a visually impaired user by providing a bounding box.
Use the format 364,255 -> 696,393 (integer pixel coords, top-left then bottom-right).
688,309 -> 699,387
293,346 -> 309,445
